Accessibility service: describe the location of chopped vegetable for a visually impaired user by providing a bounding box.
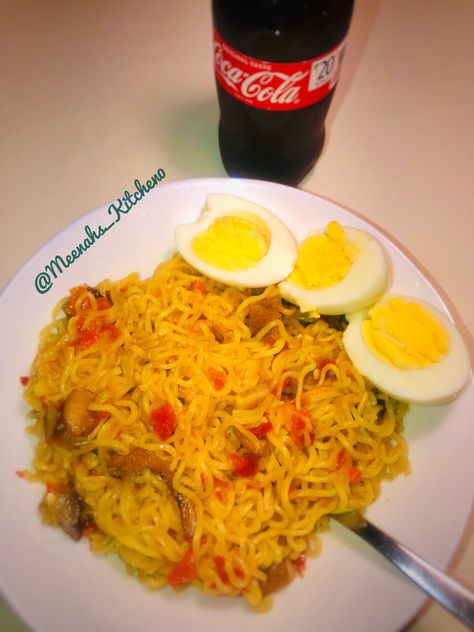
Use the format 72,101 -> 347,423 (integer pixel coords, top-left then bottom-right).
82,518 -> 99,538
213,476 -> 229,501
64,285 -> 111,317
234,565 -> 245,579
349,466 -> 362,482
291,411 -> 309,448
249,419 -> 273,438
230,453 -> 259,477
39,485 -> 83,541
63,389 -> 97,437
175,493 -> 196,540
96,297 -> 112,310
212,476 -> 229,488
245,296 -> 282,343
233,426 -> 271,457
261,559 -> 295,595
335,449 -> 362,482
167,546 -> 197,588
108,447 -> 170,478
150,403 -> 177,440
190,278 -> 206,293
322,314 -> 348,331
108,447 -> 195,538
293,553 -> 307,576
64,285 -> 89,316
208,367 -> 226,390
214,489 -> 224,502
71,315 -> 120,348
214,555 -> 230,583
336,448 -> 346,469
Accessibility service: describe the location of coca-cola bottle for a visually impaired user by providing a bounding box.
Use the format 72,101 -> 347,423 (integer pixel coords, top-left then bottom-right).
212,0 -> 354,186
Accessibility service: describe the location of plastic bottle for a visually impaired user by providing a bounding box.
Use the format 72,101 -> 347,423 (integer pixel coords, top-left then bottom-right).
212,0 -> 354,186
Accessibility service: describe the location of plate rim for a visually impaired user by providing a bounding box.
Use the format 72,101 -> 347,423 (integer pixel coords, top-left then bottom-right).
1,176 -> 472,632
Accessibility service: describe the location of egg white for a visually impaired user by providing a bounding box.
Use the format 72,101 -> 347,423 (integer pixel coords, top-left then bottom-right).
278,227 -> 389,315
343,296 -> 471,405
175,193 -> 297,287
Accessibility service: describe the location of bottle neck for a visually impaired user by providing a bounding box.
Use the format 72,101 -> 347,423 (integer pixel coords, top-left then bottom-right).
212,0 -> 354,62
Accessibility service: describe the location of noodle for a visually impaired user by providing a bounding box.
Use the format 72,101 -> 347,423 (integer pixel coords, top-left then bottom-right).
24,254 -> 409,608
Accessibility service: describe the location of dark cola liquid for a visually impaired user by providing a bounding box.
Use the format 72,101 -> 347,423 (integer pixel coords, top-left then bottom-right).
212,0 -> 354,186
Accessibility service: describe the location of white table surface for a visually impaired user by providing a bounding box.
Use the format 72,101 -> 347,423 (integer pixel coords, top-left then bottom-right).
0,1 -> 472,630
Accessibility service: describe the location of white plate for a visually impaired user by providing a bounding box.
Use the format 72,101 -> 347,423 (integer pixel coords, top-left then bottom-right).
0,177 -> 472,632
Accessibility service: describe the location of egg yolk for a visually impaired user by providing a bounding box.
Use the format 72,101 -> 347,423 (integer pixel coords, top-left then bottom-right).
362,297 -> 449,369
288,221 -> 359,289
191,215 -> 269,271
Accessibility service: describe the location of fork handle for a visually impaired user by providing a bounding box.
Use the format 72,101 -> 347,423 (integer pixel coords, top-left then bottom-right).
352,520 -> 474,628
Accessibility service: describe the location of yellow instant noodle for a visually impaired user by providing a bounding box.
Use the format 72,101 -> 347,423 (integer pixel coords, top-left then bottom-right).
24,255 -> 409,609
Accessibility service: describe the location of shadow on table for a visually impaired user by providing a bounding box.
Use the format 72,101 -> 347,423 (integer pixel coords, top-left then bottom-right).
160,100 -> 226,180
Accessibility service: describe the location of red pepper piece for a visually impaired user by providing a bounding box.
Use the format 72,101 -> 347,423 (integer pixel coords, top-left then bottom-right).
214,556 -> 230,583
249,419 -> 273,439
82,518 -> 99,538
230,453 -> 258,477
213,476 -> 229,501
336,448 -> 346,469
349,466 -> 362,482
291,412 -> 308,448
233,566 -> 245,579
167,546 -> 197,588
72,315 -> 99,347
96,297 -> 112,310
150,403 -> 177,441
208,367 -> 226,390
74,317 -> 101,347
294,553 -> 307,576
20,376 -> 29,386
71,313 -> 119,347
212,475 -> 229,488
190,279 -> 206,294
64,285 -> 88,316
45,480 -> 61,493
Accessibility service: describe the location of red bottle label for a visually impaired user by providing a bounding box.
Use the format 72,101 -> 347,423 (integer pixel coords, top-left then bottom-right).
213,27 -> 347,111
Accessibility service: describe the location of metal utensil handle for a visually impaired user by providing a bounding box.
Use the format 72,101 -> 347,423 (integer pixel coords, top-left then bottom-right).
354,520 -> 474,629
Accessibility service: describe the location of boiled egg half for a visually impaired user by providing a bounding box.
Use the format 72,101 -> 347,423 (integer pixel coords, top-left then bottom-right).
278,221 -> 389,315
343,295 -> 470,405
175,193 -> 297,287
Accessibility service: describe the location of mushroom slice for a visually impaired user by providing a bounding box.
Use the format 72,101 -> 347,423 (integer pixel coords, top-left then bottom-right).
261,559 -> 296,596
40,486 -> 83,541
62,389 -> 97,437
108,447 -> 196,538
233,426 -> 271,457
108,447 -> 170,478
175,493 -> 197,540
245,296 -> 282,343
